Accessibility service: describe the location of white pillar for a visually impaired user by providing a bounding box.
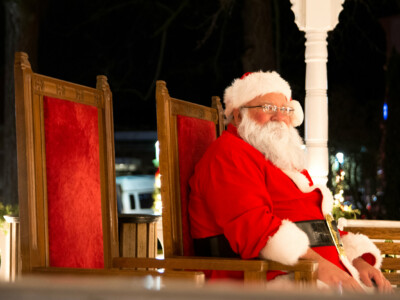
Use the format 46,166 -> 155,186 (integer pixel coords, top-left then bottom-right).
290,0 -> 344,185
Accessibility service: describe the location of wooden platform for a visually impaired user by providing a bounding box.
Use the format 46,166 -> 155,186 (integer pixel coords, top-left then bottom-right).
0,274 -> 399,300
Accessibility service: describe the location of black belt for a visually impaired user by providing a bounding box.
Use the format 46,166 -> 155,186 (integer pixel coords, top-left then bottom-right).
193,219 -> 340,259
294,219 -> 337,247
193,235 -> 239,258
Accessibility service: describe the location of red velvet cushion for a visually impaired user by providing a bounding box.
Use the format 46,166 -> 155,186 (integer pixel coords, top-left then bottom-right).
44,96 -> 104,268
177,115 -> 217,256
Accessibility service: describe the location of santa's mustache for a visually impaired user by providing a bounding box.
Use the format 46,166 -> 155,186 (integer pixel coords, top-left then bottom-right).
237,111 -> 305,171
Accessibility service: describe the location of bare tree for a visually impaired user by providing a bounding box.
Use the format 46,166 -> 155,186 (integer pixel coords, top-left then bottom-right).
3,0 -> 44,206
241,0 -> 276,72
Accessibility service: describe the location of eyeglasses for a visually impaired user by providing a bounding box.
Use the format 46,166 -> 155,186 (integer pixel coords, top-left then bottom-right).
241,103 -> 294,116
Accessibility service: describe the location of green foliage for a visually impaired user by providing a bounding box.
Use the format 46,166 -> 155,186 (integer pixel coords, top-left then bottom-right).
330,152 -> 363,221
0,203 -> 19,234
332,203 -> 360,222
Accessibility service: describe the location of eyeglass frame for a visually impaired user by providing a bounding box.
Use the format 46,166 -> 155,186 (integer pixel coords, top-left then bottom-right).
241,103 -> 295,116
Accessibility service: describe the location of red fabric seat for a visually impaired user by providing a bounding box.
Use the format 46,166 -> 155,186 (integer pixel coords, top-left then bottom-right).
176,115 -> 217,256
44,96 -> 104,268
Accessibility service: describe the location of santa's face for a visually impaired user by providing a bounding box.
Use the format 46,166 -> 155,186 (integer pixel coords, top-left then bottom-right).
232,93 -> 292,127
237,109 -> 305,171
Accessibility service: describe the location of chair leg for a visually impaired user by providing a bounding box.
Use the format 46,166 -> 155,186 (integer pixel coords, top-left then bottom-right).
244,270 -> 267,286
294,270 -> 317,285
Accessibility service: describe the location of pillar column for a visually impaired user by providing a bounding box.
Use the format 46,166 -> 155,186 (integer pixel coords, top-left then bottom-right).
290,0 -> 344,185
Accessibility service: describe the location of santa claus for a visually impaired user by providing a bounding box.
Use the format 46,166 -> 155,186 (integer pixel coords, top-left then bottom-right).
188,71 -> 392,293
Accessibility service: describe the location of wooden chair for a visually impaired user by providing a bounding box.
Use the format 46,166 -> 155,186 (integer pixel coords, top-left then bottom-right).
113,80 -> 318,286
14,52 -> 203,283
340,218 -> 400,287
14,51 -> 119,273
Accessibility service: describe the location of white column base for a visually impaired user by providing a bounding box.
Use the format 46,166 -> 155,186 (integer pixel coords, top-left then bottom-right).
305,144 -> 329,185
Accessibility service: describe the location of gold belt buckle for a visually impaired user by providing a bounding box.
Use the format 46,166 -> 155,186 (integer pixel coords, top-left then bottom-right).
325,213 -> 346,259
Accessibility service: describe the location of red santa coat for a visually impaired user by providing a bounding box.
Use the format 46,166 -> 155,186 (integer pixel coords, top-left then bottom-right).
189,124 -> 381,282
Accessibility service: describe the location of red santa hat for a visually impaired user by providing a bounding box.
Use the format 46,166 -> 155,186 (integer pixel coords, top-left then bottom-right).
223,70 -> 304,127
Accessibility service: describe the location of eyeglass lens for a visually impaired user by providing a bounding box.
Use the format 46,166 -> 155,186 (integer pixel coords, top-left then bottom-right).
262,105 -> 293,115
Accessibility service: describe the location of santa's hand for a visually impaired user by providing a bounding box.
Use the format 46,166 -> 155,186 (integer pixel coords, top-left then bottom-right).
301,248 -> 364,292
317,257 -> 364,292
352,257 -> 393,293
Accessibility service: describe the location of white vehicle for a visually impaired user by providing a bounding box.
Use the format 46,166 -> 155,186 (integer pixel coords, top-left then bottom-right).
116,175 -> 155,214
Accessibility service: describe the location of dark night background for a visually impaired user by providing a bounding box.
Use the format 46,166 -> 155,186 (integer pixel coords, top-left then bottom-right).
2,0 -> 400,219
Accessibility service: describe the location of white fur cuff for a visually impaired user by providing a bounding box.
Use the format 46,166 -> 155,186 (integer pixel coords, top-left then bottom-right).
342,232 -> 382,269
259,220 -> 309,265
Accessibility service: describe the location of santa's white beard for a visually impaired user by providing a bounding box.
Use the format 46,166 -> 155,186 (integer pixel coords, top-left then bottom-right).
237,111 -> 305,171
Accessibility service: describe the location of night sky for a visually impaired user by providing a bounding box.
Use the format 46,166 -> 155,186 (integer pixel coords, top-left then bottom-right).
38,0 -> 245,131
35,0 -> 399,139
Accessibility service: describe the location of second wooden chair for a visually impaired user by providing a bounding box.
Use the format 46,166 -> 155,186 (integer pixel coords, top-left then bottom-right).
113,80 -> 318,286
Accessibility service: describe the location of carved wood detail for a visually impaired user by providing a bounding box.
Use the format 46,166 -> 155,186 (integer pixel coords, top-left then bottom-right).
31,75 -> 101,107
56,84 -> 65,96
15,52 -> 32,70
75,89 -> 83,101
34,78 -> 44,92
94,94 -> 101,107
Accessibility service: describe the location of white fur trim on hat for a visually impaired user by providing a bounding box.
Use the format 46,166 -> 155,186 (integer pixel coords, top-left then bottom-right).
289,100 -> 304,127
259,219 -> 309,265
223,71 -> 304,127
341,232 -> 382,269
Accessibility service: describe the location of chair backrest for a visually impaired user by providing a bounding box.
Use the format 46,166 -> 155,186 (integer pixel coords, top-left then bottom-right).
340,218 -> 400,287
14,52 -> 119,273
155,80 -> 224,258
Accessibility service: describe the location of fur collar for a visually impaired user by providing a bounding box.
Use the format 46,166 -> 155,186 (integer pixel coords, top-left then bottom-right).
282,169 -> 333,216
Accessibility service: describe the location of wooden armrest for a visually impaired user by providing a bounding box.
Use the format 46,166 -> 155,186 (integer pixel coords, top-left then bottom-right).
267,259 -> 318,273
32,266 -> 158,276
113,256 -> 317,273
112,257 -> 318,284
113,256 -> 268,271
31,267 -> 205,282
